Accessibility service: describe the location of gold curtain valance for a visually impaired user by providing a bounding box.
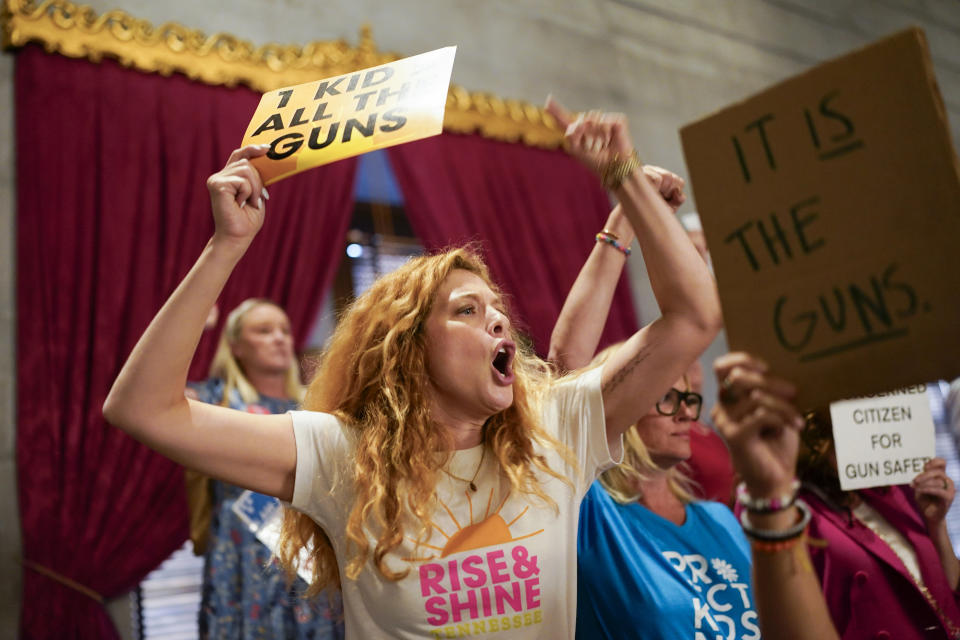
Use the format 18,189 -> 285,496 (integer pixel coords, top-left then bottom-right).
1,0 -> 564,147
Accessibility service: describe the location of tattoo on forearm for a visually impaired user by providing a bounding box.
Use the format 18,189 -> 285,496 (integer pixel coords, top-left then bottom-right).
602,344 -> 654,394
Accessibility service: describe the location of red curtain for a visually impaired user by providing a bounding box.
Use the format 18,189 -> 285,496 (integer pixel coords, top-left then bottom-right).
16,41 -> 634,639
15,45 -> 356,638
388,134 -> 637,354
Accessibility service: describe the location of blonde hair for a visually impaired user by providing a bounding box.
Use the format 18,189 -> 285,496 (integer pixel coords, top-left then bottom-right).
208,298 -> 305,405
599,429 -> 696,505
277,247 -> 575,595
587,344 -> 695,505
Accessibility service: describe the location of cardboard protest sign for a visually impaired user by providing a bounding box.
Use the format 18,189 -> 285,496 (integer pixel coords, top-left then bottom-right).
680,28 -> 960,410
830,385 -> 935,490
242,46 -> 456,185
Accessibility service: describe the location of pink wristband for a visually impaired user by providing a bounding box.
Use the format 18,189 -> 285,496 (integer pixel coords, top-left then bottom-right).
736,479 -> 800,514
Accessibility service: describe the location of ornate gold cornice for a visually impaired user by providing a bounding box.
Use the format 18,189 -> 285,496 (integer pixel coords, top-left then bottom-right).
1,0 -> 564,147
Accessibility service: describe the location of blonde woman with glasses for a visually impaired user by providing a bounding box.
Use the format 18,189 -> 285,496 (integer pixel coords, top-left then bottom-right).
574,357 -> 758,639
541,139 -> 755,636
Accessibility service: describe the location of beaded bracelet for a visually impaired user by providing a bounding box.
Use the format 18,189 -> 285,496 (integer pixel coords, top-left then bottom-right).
740,499 -> 812,542
736,479 -> 800,514
595,232 -> 632,256
750,531 -> 808,554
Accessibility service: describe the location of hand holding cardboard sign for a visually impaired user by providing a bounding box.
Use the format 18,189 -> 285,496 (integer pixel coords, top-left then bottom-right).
711,351 -> 803,500
711,352 -> 844,640
207,144 -> 271,249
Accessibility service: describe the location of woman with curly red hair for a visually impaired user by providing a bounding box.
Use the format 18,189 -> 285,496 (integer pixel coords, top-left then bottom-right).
104,105 -> 721,637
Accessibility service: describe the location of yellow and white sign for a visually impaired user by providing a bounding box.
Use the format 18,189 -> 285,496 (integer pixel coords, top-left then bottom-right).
242,46 -> 457,184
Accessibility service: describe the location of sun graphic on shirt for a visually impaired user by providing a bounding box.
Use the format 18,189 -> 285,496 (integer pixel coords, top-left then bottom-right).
404,488 -> 544,562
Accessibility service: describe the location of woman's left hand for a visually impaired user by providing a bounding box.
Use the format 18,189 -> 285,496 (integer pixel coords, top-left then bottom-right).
642,165 -> 686,212
912,457 -> 955,528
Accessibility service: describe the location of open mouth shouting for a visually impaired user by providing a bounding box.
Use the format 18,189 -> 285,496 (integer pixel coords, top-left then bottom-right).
491,340 -> 516,384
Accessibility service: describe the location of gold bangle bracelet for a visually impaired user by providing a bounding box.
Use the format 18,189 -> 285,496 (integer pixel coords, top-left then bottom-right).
601,150 -> 642,190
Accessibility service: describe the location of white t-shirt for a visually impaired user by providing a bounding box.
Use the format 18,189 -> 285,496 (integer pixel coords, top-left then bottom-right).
290,366 -> 615,639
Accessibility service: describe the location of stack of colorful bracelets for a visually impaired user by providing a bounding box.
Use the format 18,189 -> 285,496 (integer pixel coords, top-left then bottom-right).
595,229 -> 632,256
736,479 -> 811,553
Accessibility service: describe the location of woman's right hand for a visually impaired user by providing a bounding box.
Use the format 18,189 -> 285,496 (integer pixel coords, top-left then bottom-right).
712,352 -> 806,498
206,144 -> 271,247
544,97 -> 634,177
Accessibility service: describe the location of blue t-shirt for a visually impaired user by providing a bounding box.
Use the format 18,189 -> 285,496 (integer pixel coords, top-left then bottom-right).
577,481 -> 760,640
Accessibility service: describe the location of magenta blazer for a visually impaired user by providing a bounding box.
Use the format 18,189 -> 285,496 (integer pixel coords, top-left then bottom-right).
804,486 -> 960,639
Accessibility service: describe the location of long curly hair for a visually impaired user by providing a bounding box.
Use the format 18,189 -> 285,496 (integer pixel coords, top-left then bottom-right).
276,246 -> 574,595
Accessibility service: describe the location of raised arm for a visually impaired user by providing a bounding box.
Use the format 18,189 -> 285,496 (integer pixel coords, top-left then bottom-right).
103,145 -> 298,501
549,101 -> 722,448
548,166 -> 686,372
546,99 -> 688,373
547,204 -> 633,372
712,352 -> 839,640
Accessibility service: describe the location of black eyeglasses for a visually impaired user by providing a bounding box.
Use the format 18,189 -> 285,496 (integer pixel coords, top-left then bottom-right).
655,388 -> 702,420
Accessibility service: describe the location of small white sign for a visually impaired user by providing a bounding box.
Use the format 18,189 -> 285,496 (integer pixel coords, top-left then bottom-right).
231,490 -> 314,584
231,490 -> 282,530
830,384 -> 935,490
